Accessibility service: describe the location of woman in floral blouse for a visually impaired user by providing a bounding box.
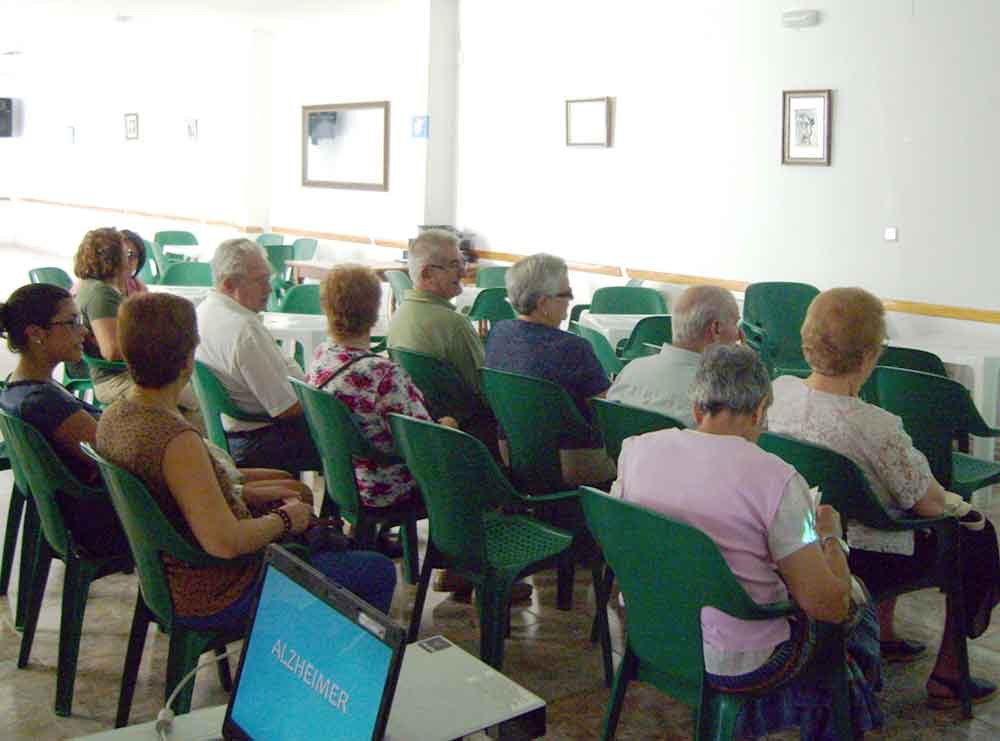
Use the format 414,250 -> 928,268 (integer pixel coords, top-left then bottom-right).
306,264 -> 441,508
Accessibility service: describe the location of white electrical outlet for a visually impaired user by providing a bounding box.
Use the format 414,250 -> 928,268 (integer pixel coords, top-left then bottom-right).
884,226 -> 898,242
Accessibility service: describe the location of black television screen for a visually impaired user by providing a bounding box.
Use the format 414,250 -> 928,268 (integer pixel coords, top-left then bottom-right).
308,111 -> 337,145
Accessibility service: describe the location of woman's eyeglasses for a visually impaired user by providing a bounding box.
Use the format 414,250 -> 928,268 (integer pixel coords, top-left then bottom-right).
48,315 -> 83,329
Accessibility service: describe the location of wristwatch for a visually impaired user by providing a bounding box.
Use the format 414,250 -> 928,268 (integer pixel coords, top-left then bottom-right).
821,534 -> 850,557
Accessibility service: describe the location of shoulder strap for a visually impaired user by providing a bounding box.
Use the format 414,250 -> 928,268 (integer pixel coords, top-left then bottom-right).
317,352 -> 381,391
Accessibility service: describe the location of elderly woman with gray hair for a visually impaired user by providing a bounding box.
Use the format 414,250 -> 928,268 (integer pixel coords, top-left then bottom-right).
613,343 -> 882,738
484,253 -> 614,486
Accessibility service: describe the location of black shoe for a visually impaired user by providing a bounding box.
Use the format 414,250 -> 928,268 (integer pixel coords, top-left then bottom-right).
927,674 -> 998,709
879,638 -> 927,663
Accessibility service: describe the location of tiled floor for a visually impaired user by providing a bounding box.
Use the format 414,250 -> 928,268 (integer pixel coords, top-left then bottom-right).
2,484 -> 1000,740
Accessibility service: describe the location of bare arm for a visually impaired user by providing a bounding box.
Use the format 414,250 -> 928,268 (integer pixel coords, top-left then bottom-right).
89,317 -> 122,360
51,410 -> 100,484
911,478 -> 949,517
776,505 -> 850,624
162,430 -> 311,559
239,468 -> 294,482
274,401 -> 304,420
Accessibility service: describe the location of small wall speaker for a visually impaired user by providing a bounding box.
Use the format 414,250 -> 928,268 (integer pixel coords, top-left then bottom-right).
0,98 -> 12,137
782,9 -> 820,29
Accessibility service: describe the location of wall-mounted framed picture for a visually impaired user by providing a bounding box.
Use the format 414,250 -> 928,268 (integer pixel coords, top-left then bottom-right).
566,97 -> 612,147
782,90 -> 830,165
302,101 -> 390,191
124,113 -> 139,141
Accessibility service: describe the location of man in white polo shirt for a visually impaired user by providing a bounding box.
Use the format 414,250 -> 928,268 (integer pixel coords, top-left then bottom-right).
606,284 -> 742,427
196,238 -> 321,472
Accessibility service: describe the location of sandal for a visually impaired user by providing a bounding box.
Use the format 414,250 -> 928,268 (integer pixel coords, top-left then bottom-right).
926,674 -> 998,709
879,638 -> 927,663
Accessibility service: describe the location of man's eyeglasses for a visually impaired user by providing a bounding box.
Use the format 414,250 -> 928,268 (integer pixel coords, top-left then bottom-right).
427,260 -> 466,272
48,315 -> 83,329
551,290 -> 574,300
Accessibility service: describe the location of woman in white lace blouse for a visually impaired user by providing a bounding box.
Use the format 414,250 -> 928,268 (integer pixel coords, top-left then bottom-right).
768,287 -> 999,710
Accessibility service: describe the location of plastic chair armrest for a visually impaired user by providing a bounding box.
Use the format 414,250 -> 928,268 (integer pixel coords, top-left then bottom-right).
569,304 -> 591,324
746,599 -> 797,620
512,488 -> 581,504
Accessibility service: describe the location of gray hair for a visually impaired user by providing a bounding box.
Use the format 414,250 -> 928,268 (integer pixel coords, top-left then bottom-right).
211,238 -> 268,286
505,253 -> 567,315
408,229 -> 458,284
672,285 -> 740,345
689,344 -> 771,417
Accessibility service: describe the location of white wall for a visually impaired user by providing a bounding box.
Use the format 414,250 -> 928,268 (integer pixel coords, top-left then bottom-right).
455,0 -> 1000,311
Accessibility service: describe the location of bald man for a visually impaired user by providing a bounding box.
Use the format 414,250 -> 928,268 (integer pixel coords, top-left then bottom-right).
607,285 -> 742,427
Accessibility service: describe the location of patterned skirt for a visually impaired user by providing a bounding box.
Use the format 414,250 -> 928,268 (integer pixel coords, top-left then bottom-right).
705,605 -> 883,740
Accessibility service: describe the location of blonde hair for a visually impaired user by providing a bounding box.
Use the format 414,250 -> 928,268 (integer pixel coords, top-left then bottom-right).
320,264 -> 382,338
801,287 -> 885,376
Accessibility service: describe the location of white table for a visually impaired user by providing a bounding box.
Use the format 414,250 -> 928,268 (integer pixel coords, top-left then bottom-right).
260,312 -> 329,365
161,245 -> 205,261
888,334 -> 1000,504
456,286 -> 485,314
147,284 -> 211,306
74,636 -> 545,740
578,312 -> 657,348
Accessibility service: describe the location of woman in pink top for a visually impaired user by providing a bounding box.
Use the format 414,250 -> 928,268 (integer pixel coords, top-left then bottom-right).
614,344 -> 881,739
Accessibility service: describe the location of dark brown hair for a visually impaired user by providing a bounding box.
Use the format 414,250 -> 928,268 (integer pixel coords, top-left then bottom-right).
320,264 -> 382,338
74,227 -> 125,281
118,293 -> 199,388
0,283 -> 71,352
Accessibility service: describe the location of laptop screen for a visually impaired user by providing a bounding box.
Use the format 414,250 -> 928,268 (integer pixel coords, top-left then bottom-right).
223,546 -> 404,741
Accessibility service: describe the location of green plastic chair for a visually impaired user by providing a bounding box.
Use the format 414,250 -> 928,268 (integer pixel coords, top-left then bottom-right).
575,323 -> 623,378
591,398 -> 685,462
160,261 -> 213,286
263,243 -> 295,308
290,237 -> 318,262
80,444 -> 241,727
137,240 -> 160,285
758,430 -> 974,717
625,278 -> 644,287
615,315 -> 672,361
28,267 -> 73,291
860,345 -> 948,405
256,233 -> 284,247
387,346 -> 483,424
466,287 -> 515,338
739,281 -> 819,378
190,361 -> 272,455
385,270 -> 413,311
389,414 -> 575,669
589,286 -> 667,315
0,383 -> 36,630
82,353 -> 127,395
0,410 -> 132,717
475,266 -> 508,288
278,283 -> 322,314
580,487 -> 853,740
873,366 -> 1000,502
153,230 -> 198,269
481,367 -> 613,678
568,304 -> 590,329
288,378 -> 425,584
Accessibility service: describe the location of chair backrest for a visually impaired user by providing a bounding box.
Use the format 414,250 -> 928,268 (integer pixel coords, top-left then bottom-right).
160,261 -> 213,286
81,443 -> 225,630
589,286 -> 667,315
384,270 -> 413,306
575,323 -> 622,378
290,238 -> 318,262
481,368 -> 594,492
0,408 -> 98,559
278,283 -> 322,314
466,287 -> 516,325
190,361 -> 272,454
256,233 -> 284,247
872,366 -> 970,489
860,345 -> 949,404
741,282 -> 819,371
137,240 -> 160,285
758,431 -> 902,530
591,398 -> 684,461
154,230 -> 199,247
387,347 -> 478,421
625,278 -> 644,287
263,244 -> 293,278
475,266 -> 508,288
28,266 -> 73,291
581,487 -> 768,707
390,414 -> 515,571
619,315 -> 672,361
288,378 -> 388,521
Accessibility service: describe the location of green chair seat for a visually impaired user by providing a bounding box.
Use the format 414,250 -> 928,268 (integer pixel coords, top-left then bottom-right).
475,266 -> 508,288
589,286 -> 667,315
740,281 -> 819,378
28,267 -> 74,291
591,398 -> 685,462
580,487 -> 854,740
81,444 -> 242,727
389,413 -> 575,669
0,410 -> 133,717
191,361 -> 272,455
160,261 -> 213,286
288,378 -> 425,584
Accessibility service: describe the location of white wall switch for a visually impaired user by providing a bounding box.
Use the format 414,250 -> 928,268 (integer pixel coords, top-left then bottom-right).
884,226 -> 898,241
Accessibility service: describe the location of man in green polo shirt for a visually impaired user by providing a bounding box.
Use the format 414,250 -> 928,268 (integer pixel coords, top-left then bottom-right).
388,229 -> 490,427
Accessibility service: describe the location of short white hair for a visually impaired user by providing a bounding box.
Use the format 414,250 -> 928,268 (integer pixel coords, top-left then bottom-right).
211,238 -> 268,287
506,253 -> 567,315
408,229 -> 458,284
672,285 -> 740,345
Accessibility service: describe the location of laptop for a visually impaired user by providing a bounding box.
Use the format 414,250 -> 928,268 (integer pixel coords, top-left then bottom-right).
222,545 -> 406,741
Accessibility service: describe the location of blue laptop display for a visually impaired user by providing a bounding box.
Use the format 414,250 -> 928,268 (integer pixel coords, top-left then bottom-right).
223,546 -> 405,741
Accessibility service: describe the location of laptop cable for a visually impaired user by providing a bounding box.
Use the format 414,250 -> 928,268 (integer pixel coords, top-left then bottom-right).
155,645 -> 243,740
